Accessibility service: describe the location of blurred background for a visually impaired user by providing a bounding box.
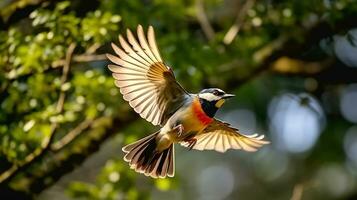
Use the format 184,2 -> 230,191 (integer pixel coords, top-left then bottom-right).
1,0 -> 357,199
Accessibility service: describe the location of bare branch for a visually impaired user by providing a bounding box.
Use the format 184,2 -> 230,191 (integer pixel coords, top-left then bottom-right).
51,119 -> 93,151
195,0 -> 215,41
223,0 -> 256,45
290,184 -> 304,200
51,53 -> 106,68
56,43 -> 76,111
86,43 -> 102,54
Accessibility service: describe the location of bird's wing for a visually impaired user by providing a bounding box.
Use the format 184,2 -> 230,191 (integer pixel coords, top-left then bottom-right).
107,25 -> 188,126
180,119 -> 269,152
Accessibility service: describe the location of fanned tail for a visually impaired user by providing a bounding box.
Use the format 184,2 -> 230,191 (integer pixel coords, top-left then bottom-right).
122,132 -> 175,178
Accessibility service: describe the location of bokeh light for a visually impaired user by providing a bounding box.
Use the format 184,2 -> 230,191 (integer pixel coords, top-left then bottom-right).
333,28 -> 357,67
196,165 -> 234,200
314,164 -> 355,198
220,109 -> 257,134
269,93 -> 325,153
340,84 -> 357,123
253,148 -> 290,182
344,126 -> 357,167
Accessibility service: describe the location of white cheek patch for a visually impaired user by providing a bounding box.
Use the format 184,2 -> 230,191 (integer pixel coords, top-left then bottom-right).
199,93 -> 220,101
215,99 -> 225,108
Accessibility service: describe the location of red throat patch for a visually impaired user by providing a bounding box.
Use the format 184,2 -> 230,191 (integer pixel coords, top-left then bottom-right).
192,98 -> 213,126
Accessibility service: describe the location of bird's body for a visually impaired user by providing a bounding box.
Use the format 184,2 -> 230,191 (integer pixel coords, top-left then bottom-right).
157,96 -> 213,150
107,25 -> 269,178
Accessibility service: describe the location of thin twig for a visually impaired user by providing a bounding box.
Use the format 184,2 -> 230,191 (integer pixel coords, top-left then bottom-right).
0,43 -> 76,183
4,53 -> 105,82
290,184 -> 304,200
55,43 -> 76,112
195,0 -> 215,41
223,0 -> 256,45
51,54 -> 106,68
86,43 -> 101,54
51,119 -> 93,151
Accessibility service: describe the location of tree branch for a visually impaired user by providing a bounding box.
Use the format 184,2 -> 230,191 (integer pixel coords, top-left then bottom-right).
50,119 -> 93,151
222,13 -> 357,89
290,184 -> 304,200
223,0 -> 256,45
272,60 -> 357,85
51,54 -> 107,68
195,0 -> 215,41
18,114 -> 137,194
0,43 -> 76,184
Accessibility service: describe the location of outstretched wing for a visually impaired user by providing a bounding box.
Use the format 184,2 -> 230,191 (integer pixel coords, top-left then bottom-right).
181,119 -> 269,152
107,25 -> 188,126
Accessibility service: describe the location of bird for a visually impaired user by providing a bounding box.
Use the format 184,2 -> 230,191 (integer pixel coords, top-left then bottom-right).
106,25 -> 270,178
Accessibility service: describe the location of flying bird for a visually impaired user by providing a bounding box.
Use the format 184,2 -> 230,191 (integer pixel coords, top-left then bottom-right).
106,25 -> 269,178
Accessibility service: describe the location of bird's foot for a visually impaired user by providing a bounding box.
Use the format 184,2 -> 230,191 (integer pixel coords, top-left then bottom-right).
184,138 -> 197,150
173,124 -> 184,137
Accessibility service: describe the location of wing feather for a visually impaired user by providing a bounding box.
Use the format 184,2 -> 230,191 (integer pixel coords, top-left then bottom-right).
129,90 -> 155,107
108,25 -> 188,126
137,25 -> 160,63
148,26 -> 163,62
180,119 -> 269,152
138,94 -> 156,117
110,44 -> 148,70
127,29 -> 155,63
113,79 -> 151,87
204,133 -> 217,150
146,101 -> 158,122
231,137 -> 242,149
119,34 -> 152,66
200,132 -> 216,150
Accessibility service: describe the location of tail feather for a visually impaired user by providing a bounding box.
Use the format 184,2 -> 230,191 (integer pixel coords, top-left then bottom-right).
157,149 -> 169,177
124,138 -> 151,162
122,133 -> 156,153
122,132 -> 175,178
167,147 -> 175,177
146,153 -> 163,177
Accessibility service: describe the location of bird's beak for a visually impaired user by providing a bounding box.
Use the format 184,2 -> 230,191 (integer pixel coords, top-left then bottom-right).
223,94 -> 235,99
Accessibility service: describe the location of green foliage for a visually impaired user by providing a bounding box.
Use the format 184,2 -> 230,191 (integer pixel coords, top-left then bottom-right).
67,159 -> 149,200
0,1 -> 121,169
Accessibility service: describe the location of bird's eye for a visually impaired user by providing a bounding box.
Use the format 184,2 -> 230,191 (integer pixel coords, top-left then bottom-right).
213,90 -> 219,96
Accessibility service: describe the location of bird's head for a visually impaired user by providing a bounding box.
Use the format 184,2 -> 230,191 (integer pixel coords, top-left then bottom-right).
197,88 -> 235,117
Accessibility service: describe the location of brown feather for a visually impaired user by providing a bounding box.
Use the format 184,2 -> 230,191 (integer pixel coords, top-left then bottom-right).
107,25 -> 188,126
122,132 -> 175,178
180,119 -> 270,153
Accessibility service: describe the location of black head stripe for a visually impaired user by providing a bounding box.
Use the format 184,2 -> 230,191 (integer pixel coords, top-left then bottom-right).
199,98 -> 218,118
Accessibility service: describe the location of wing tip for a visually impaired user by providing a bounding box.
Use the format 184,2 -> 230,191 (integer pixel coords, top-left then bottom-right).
148,25 -> 154,35
126,28 -> 133,37
107,64 -> 117,72
106,53 -> 116,62
110,42 -> 119,51
118,34 -> 126,44
137,24 -> 144,31
252,133 -> 271,144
